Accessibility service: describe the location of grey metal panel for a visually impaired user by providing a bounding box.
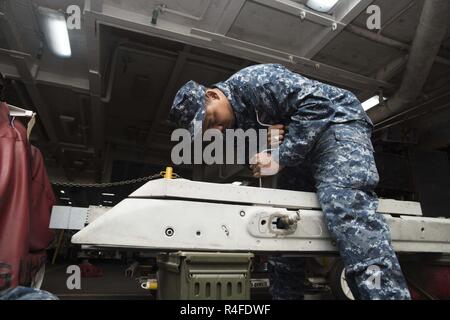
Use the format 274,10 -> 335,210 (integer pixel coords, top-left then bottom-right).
228,1 -> 326,55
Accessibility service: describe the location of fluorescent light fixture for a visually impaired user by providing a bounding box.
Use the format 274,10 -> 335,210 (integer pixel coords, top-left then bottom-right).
38,7 -> 72,58
68,202 -> 72,205
102,193 -> 116,197
103,201 -> 114,204
60,197 -> 70,201
306,0 -> 340,13
362,95 -> 387,111
60,190 -> 65,194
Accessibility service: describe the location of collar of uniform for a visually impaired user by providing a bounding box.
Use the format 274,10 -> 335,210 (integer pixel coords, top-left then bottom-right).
213,81 -> 246,129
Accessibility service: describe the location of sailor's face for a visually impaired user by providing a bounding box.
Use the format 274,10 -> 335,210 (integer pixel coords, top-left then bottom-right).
203,89 -> 235,133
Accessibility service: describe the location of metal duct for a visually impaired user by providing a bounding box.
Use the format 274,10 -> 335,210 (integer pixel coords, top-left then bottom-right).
368,0 -> 450,124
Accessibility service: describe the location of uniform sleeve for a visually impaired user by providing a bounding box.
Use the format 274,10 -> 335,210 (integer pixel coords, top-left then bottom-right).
271,94 -> 335,167
223,64 -> 336,167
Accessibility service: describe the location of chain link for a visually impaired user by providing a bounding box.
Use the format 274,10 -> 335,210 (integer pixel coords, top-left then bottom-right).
51,172 -> 180,188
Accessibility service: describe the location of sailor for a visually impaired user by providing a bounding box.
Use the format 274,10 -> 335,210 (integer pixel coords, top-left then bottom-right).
169,63 -> 411,300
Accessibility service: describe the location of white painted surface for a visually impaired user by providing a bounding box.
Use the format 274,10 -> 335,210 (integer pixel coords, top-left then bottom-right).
130,179 -> 423,216
72,198 -> 450,253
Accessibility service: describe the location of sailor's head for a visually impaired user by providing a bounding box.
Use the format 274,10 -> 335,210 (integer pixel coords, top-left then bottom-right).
169,81 -> 235,139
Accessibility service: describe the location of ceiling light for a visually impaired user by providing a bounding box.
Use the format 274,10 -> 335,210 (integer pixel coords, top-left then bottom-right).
102,193 -> 116,197
306,0 -> 340,13
38,7 -> 72,58
60,190 -> 65,194
362,95 -> 387,111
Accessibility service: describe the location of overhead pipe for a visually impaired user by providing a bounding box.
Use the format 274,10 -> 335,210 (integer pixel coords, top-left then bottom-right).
368,0 -> 450,124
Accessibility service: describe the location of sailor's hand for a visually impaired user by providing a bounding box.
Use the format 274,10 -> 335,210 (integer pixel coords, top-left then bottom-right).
268,125 -> 285,147
250,152 -> 283,177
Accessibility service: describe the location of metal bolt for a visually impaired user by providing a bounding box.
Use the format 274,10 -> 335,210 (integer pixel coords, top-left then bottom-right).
331,22 -> 338,31
299,10 -> 306,20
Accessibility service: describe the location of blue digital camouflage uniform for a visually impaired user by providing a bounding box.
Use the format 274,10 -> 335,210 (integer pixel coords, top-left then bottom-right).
170,63 -> 411,300
0,286 -> 59,300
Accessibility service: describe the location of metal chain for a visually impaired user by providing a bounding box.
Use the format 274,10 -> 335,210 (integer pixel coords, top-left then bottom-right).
51,172 -> 180,188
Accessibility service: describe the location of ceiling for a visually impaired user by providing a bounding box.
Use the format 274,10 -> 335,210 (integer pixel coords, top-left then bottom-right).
0,0 -> 449,207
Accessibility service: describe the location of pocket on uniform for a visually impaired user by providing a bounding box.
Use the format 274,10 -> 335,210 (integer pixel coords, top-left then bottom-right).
334,128 -> 374,152
313,127 -> 378,189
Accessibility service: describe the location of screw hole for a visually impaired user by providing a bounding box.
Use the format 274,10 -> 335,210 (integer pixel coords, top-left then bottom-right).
261,220 -> 267,226
165,227 -> 174,237
196,231 -> 201,236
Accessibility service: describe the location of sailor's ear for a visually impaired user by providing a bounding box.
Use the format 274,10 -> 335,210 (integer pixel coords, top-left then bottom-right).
205,89 -> 220,101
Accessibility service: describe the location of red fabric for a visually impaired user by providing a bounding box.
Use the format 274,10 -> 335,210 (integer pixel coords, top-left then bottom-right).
0,102 -> 55,289
29,146 -> 55,251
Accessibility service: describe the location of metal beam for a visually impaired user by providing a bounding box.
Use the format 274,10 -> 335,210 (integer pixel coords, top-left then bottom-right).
0,47 -> 30,58
0,61 -> 19,77
0,62 -> 90,92
191,29 -> 394,91
12,55 -> 80,178
253,0 -> 344,28
101,44 -> 242,104
87,4 -> 393,92
301,0 -> 375,58
215,0 -> 246,35
0,9 -> 25,52
0,5 -> 59,142
35,71 -> 90,92
253,0 -> 376,59
84,0 -> 105,182
145,46 -> 190,147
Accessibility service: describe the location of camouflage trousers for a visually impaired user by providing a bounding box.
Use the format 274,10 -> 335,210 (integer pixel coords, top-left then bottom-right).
269,120 -> 411,300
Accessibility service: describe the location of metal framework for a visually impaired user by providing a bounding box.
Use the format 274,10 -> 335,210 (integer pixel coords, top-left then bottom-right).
72,179 -> 450,254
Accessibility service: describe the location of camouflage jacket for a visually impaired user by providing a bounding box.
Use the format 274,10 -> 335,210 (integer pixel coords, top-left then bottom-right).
213,64 -> 373,167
